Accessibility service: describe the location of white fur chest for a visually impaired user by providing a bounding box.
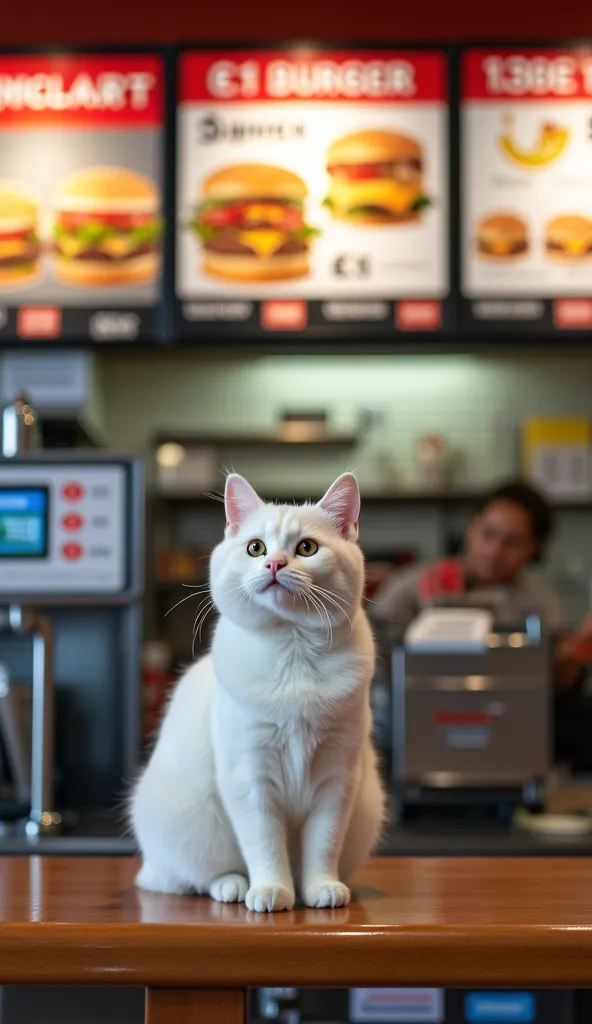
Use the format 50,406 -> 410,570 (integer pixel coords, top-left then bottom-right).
213,689 -> 346,819
212,614 -> 371,720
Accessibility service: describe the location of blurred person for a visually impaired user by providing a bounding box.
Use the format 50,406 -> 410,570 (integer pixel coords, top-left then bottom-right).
373,480 -> 592,771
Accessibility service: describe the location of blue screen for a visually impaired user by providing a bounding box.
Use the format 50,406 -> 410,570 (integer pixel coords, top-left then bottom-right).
0,488 -> 48,557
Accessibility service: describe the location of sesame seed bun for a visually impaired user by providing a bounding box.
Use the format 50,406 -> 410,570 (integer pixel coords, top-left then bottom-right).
203,164 -> 307,202
53,251 -> 159,287
0,180 -> 38,234
545,214 -> 592,260
55,167 -> 159,215
327,131 -> 422,167
202,250 -> 309,283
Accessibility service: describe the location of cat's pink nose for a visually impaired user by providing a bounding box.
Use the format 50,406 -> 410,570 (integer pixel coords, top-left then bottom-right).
266,558 -> 287,576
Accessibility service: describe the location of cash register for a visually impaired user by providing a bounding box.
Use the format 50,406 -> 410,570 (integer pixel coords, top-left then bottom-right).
392,605 -> 552,815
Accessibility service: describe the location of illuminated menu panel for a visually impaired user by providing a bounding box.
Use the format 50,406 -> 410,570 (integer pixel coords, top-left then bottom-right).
461,46 -> 592,333
174,48 -> 452,339
0,51 -> 165,344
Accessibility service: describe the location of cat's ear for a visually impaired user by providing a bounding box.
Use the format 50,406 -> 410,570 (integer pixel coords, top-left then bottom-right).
224,474 -> 264,535
318,473 -> 360,540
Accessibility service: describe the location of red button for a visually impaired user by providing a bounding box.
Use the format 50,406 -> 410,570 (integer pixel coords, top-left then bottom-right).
62,543 -> 83,561
62,513 -> 84,532
62,482 -> 84,502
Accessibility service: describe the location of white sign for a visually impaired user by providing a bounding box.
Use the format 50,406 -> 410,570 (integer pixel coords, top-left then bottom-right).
176,49 -> 449,332
462,47 -> 592,300
350,988 -> 444,1023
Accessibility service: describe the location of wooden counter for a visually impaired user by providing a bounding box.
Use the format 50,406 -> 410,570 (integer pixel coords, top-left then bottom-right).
1,856 -> 592,1022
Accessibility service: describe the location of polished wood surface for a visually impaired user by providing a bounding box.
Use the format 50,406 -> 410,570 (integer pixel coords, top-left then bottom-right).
1,857 -> 592,986
145,989 -> 245,1024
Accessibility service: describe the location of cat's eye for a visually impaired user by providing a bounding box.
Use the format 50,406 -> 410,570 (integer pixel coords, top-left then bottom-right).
247,539 -> 267,557
296,539 -> 319,557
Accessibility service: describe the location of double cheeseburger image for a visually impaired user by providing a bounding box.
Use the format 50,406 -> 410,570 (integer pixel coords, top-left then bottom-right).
53,167 -> 161,287
545,215 -> 592,260
191,164 -> 318,282
0,182 -> 40,288
323,130 -> 431,225
475,213 -> 530,260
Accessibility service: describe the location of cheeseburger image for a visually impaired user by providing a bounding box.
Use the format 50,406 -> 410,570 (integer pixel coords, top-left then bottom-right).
475,213 -> 529,259
545,215 -> 592,260
192,164 -> 317,282
0,181 -> 40,288
53,167 -> 161,287
323,130 -> 431,225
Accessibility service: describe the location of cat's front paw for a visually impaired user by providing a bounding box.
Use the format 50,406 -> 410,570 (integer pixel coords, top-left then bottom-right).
209,873 -> 249,904
246,883 -> 295,913
303,879 -> 351,909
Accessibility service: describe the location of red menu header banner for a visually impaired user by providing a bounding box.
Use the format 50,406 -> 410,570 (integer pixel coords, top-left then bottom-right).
0,54 -> 163,128
464,48 -> 592,101
179,50 -> 447,104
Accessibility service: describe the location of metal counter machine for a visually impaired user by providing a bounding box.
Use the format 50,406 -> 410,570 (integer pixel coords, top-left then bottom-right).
392,606 -> 552,815
0,411 -> 143,840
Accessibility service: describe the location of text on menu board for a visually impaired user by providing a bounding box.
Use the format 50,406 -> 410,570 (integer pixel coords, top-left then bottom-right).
0,56 -> 162,125
465,50 -> 592,98
180,51 -> 445,102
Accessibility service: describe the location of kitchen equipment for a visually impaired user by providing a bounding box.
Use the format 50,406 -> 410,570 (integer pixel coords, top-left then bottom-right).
0,352 -> 106,449
392,609 -> 551,813
0,451 -> 143,838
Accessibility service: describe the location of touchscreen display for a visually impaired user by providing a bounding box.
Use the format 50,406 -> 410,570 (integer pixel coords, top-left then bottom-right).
0,488 -> 48,558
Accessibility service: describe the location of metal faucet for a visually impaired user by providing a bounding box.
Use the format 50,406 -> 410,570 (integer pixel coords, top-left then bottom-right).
0,606 -> 61,836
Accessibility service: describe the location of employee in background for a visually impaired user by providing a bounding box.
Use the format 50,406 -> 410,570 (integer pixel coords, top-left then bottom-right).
372,480 -> 592,770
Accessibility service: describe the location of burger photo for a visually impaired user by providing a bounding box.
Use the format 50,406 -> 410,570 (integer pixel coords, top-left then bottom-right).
323,130 -> 431,225
191,164 -> 318,282
0,181 -> 41,288
545,215 -> 592,261
53,167 -> 161,288
474,213 -> 529,260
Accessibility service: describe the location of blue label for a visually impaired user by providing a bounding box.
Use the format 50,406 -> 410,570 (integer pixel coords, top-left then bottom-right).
0,489 -> 46,513
465,993 -> 535,1023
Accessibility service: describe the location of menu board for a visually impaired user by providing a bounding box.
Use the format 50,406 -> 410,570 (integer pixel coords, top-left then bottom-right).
174,48 -> 451,338
0,51 -> 165,344
461,46 -> 592,333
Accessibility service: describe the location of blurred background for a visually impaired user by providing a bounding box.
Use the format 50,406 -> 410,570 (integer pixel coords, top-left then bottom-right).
0,0 -> 592,1020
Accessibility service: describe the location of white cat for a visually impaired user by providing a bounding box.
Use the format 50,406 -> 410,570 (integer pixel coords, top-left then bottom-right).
131,472 -> 385,912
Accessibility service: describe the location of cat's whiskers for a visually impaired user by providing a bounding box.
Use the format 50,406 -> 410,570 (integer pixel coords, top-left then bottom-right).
286,569 -> 352,637
190,581 -> 247,655
190,594 -> 215,634
276,570 -> 343,645
164,585 -> 211,617
192,600 -> 214,638
294,585 -> 318,632
300,586 -> 335,648
306,583 -> 354,635
307,580 -> 353,612
192,599 -> 217,657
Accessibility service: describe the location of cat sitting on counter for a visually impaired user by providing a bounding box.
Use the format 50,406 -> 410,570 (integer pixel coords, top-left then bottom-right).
131,472 -> 385,912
